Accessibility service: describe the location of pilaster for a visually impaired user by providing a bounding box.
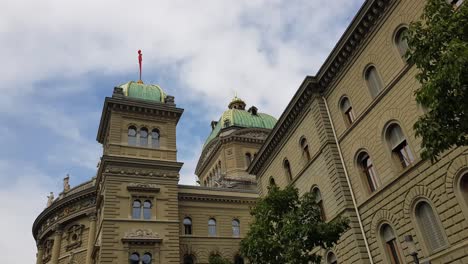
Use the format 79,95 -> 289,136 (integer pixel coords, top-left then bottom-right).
50,226 -> 63,264
86,212 -> 97,264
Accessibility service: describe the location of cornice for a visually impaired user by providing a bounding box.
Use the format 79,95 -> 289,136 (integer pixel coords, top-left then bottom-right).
96,155 -> 184,184
97,96 -> 184,144
178,193 -> 257,204
249,0 -> 397,176
316,0 -> 395,91
195,128 -> 271,175
249,77 -> 317,175
32,185 -> 96,240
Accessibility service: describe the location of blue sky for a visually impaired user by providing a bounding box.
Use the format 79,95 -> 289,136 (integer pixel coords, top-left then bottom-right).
0,0 -> 364,261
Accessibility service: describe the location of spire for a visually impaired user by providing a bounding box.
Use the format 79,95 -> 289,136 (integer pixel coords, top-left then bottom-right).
137,50 -> 143,84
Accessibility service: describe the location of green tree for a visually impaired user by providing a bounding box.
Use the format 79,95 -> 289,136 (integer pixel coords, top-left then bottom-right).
407,0 -> 468,161
240,186 -> 349,264
208,254 -> 232,264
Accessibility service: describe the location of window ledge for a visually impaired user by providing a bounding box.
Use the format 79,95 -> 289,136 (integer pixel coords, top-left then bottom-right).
420,239 -> 468,263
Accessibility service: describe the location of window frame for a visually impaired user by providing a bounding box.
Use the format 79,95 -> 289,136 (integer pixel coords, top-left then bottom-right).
311,187 -> 326,221
339,97 -> 355,126
139,127 -> 149,147
131,197 -> 154,220
357,151 -> 380,193
183,217 -> 193,235
151,128 -> 160,148
364,65 -> 384,98
245,152 -> 252,167
327,252 -> 337,264
283,159 -> 293,182
128,125 -> 138,146
413,199 -> 448,254
232,219 -> 240,237
208,218 -> 217,237
379,223 -> 403,264
385,123 -> 415,170
393,26 -> 410,60
300,137 -> 311,162
455,170 -> 468,219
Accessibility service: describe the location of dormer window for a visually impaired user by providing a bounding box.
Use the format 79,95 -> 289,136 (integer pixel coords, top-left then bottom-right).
248,106 -> 258,115
224,119 -> 231,127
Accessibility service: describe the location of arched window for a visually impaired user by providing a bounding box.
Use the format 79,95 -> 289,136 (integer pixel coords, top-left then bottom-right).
460,172 -> 468,205
234,255 -> 244,264
183,217 -> 192,235
365,66 -> 384,98
208,218 -> 217,236
132,200 -> 141,219
183,255 -> 195,264
129,253 -> 140,264
204,180 -> 207,186
358,152 -> 379,192
380,224 -> 402,264
386,124 -> 414,168
245,153 -> 252,167
151,129 -> 160,148
141,253 -> 152,264
128,126 -> 137,146
300,137 -> 311,162
415,201 -> 447,252
283,159 -> 293,181
327,252 -> 337,264
340,97 -> 355,126
139,127 -> 148,146
395,27 -> 409,58
311,187 -> 325,220
143,200 -> 152,220
232,219 -> 240,237
269,177 -> 276,186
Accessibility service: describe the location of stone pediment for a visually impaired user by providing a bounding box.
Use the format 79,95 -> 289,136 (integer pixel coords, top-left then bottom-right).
121,229 -> 162,245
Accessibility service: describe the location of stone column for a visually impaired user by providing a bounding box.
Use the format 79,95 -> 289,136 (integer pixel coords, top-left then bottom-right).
51,226 -> 63,264
35,243 -> 44,264
85,213 -> 97,264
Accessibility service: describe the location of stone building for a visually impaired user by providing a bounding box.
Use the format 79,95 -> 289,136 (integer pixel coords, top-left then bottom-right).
249,0 -> 468,263
32,81 -> 275,264
33,0 -> 468,264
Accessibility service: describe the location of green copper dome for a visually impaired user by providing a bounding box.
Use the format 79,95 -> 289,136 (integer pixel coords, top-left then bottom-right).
118,81 -> 166,102
204,97 -> 277,147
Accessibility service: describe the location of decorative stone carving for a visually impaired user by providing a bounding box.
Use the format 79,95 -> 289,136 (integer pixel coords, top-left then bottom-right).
105,166 -> 178,178
127,183 -> 160,192
47,192 -> 54,207
122,229 -> 162,244
63,174 -> 71,192
66,225 -> 84,251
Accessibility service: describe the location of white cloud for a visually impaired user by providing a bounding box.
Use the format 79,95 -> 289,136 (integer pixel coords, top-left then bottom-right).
0,162 -> 57,263
1,0 -> 363,116
0,1 -> 365,262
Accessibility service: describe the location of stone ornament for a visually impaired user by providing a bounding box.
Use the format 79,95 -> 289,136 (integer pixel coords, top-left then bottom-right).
122,228 -> 163,244
63,174 -> 71,192
47,192 -> 54,207
127,183 -> 160,192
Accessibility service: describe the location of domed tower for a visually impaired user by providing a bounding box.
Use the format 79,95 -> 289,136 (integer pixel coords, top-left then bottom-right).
94,80 -> 184,263
195,96 -> 277,190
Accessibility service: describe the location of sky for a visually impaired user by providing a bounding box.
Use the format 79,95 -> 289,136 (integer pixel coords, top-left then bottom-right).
0,0 -> 365,262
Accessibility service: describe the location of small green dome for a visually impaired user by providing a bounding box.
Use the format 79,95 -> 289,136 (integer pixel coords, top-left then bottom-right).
204,100 -> 277,147
119,81 -> 166,102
